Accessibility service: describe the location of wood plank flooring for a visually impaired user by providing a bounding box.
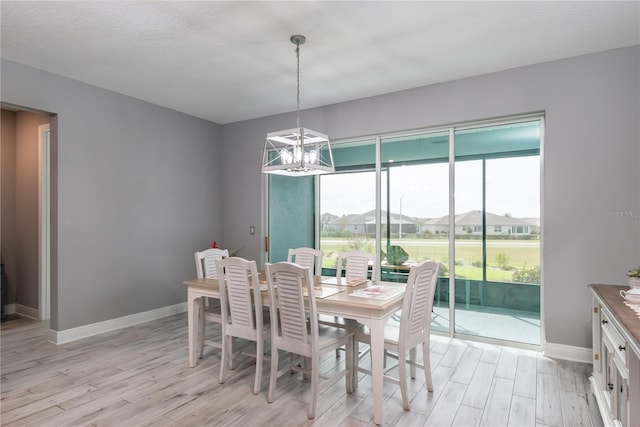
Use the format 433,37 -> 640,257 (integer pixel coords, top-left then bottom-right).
1,313 -> 603,426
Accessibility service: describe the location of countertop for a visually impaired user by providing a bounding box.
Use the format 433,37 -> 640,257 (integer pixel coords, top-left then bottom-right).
589,283 -> 640,357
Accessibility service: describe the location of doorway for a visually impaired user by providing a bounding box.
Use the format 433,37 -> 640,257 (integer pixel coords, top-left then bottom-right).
0,107 -> 51,321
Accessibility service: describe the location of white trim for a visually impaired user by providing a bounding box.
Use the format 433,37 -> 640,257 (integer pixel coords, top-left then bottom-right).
48,302 -> 187,345
38,124 -> 51,321
15,304 -> 40,320
448,127 -> 455,336
543,341 -> 592,363
539,115 -> 546,348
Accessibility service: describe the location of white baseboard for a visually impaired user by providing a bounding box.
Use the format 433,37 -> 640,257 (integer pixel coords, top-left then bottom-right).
15,304 -> 39,320
4,303 -> 16,315
48,302 -> 187,345
544,341 -> 592,363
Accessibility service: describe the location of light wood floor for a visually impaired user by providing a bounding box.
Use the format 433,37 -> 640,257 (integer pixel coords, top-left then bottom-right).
1,313 -> 603,426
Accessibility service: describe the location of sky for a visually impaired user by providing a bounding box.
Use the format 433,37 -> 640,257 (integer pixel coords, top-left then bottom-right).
319,156 -> 540,219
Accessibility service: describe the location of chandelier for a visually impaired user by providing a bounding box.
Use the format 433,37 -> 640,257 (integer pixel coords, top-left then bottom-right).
261,35 -> 335,176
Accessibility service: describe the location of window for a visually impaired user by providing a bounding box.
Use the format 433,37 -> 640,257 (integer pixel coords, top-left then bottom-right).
266,115 -> 542,345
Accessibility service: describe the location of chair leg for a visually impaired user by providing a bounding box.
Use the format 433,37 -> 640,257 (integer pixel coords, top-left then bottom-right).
219,334 -> 228,384
267,344 -> 279,403
253,339 -> 263,395
352,337 -> 359,391
308,355 -> 319,419
409,347 -> 417,379
423,341 -> 433,392
398,350 -> 410,411
197,298 -> 205,359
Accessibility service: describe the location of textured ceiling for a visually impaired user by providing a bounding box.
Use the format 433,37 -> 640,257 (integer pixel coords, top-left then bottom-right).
1,1 -> 639,124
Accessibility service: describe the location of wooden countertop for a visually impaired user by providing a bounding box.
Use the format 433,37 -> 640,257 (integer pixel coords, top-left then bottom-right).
589,283 -> 640,357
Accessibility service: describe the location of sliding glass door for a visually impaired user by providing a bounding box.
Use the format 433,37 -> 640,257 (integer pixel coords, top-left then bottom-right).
379,131 -> 450,333
454,121 -> 541,344
266,116 -> 542,346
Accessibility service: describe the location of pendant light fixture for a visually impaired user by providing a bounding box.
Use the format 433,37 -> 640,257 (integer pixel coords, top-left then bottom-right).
261,35 -> 335,176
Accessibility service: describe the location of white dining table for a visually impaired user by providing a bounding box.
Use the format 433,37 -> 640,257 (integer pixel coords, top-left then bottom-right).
183,275 -> 406,425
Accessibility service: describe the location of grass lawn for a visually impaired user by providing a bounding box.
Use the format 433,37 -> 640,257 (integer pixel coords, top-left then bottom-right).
320,238 -> 540,282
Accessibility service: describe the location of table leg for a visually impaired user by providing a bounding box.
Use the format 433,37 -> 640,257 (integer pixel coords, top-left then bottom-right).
370,317 -> 386,425
188,291 -> 198,368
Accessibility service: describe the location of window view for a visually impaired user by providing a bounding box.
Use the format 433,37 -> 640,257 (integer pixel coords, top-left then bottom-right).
269,117 -> 542,346
453,122 -> 541,344
319,170 -> 379,271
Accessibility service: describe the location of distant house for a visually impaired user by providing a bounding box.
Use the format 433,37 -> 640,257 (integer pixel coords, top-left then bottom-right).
323,209 -> 536,237
320,213 -> 338,232
423,210 -> 538,236
324,210 -> 416,235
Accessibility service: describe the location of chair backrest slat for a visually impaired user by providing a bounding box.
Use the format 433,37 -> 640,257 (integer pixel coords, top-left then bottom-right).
336,250 -> 379,281
265,262 -> 317,355
195,248 -> 229,279
217,257 -> 261,332
401,261 -> 439,348
287,247 -> 322,277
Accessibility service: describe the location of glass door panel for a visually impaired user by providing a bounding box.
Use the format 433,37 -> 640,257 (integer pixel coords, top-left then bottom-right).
484,155 -> 540,344
453,121 -> 541,345
319,170 -> 378,275
381,131 -> 450,333
454,160 -> 485,336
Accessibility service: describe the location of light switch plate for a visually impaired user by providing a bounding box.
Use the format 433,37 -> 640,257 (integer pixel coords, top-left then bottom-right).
250,226 -> 255,235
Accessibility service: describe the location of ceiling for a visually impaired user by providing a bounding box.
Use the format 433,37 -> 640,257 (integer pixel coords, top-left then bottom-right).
1,1 -> 638,124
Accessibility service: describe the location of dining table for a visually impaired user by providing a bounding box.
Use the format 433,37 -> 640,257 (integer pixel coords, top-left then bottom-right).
183,275 -> 406,425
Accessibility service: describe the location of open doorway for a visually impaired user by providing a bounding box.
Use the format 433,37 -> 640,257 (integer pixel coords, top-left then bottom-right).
1,107 -> 51,322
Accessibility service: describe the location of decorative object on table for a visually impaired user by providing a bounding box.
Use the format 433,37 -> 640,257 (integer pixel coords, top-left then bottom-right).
261,35 -> 335,176
350,285 -> 403,301
627,266 -> 640,288
208,240 -> 243,257
620,287 -> 640,303
384,245 -> 409,265
229,246 -> 244,257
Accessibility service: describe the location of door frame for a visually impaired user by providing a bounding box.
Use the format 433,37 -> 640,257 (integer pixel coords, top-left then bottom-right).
38,123 -> 50,321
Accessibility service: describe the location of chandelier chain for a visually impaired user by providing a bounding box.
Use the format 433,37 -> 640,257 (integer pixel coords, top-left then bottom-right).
296,42 -> 300,129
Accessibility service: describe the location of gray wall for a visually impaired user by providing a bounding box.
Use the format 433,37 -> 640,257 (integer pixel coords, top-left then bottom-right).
1,59 -> 223,331
221,46 -> 640,349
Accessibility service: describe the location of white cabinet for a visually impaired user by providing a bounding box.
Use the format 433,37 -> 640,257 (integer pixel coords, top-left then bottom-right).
590,284 -> 640,427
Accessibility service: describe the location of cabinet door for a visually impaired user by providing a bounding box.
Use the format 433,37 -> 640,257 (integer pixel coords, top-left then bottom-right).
616,368 -> 628,427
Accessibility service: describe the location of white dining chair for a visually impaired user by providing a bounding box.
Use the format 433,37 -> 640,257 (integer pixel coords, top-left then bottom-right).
332,250 -> 380,357
264,261 -> 354,419
355,260 -> 439,411
216,256 -> 268,395
287,247 -> 323,277
194,248 -> 229,359
336,249 -> 380,282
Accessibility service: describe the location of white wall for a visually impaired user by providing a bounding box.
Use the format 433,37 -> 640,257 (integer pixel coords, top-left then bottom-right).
220,46 -> 640,349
